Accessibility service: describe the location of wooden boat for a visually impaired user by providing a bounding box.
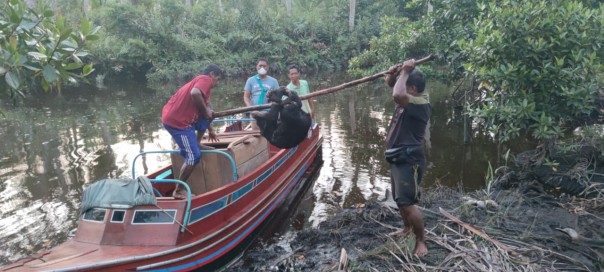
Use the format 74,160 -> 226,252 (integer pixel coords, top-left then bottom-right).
1,121 -> 322,272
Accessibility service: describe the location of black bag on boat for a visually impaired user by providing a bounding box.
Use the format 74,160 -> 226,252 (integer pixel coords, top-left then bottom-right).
253,87 -> 312,149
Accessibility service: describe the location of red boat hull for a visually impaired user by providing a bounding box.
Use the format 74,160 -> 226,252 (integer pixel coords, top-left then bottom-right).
1,126 -> 322,272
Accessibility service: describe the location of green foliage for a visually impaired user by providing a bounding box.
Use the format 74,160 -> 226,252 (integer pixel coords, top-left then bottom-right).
350,0 -> 603,147
0,0 -> 98,101
429,0 -> 481,81
460,0 -> 604,143
348,0 -> 478,82
89,0 -> 401,84
348,16 -> 434,76
484,161 -> 494,196
573,124 -> 604,157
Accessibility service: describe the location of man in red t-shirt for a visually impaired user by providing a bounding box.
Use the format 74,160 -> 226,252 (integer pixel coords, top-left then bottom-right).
162,64 -> 224,199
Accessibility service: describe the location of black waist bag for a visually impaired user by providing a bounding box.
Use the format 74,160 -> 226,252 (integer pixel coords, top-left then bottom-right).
385,146 -> 422,164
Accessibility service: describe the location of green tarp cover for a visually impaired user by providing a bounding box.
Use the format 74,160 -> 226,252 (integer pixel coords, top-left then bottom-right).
80,176 -> 157,214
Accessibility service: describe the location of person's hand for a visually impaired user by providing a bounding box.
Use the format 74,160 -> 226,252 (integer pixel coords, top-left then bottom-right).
206,109 -> 214,120
208,130 -> 219,142
401,59 -> 416,73
387,64 -> 402,75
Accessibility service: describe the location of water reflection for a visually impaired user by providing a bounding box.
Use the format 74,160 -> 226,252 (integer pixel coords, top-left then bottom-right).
0,82 -> 170,265
0,75 -> 516,265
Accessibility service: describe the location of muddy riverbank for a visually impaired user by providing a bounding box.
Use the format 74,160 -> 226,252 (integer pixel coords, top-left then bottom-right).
229,147 -> 604,272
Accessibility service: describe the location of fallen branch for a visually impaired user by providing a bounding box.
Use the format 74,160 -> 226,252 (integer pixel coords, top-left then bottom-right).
269,246 -> 303,267
438,207 -> 520,256
338,248 -> 349,272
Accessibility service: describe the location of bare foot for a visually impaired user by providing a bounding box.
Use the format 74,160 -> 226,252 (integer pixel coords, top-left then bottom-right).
388,228 -> 412,238
172,189 -> 194,200
172,191 -> 187,200
414,241 -> 428,256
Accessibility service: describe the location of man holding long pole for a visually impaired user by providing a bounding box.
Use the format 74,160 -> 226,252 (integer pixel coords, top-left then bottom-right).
384,59 -> 431,256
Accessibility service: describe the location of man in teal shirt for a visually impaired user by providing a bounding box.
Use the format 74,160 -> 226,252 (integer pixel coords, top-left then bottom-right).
244,58 -> 279,130
244,58 -> 280,107
286,64 -> 315,120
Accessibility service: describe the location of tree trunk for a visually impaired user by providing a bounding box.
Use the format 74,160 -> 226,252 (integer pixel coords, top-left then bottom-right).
83,0 -> 90,16
185,0 -> 191,7
286,0 -> 292,17
218,0 -> 223,12
26,0 -> 36,8
348,0 -> 356,32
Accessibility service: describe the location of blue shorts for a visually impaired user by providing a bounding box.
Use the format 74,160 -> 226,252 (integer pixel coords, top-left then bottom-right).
163,119 -> 211,166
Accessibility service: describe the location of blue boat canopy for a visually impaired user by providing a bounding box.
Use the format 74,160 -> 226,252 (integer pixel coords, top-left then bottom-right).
80,176 -> 157,214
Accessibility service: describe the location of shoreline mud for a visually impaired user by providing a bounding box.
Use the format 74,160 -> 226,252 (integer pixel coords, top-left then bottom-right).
229,148 -> 604,271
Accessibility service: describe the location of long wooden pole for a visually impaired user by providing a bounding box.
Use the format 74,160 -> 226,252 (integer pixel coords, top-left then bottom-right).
213,55 -> 435,118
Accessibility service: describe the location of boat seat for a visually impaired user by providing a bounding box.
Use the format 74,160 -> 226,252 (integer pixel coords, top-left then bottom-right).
170,134 -> 269,195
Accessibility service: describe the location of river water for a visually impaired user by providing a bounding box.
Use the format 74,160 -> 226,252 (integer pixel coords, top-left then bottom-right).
0,74 -> 515,265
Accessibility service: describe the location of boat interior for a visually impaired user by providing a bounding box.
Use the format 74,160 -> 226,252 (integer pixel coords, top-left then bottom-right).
167,130 -> 276,196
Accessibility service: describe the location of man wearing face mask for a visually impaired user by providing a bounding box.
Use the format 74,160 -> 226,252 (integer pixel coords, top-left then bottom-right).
244,58 -> 280,107
243,58 -> 280,130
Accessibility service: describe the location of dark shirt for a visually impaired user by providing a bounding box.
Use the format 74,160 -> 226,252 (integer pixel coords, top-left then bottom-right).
386,96 -> 431,149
